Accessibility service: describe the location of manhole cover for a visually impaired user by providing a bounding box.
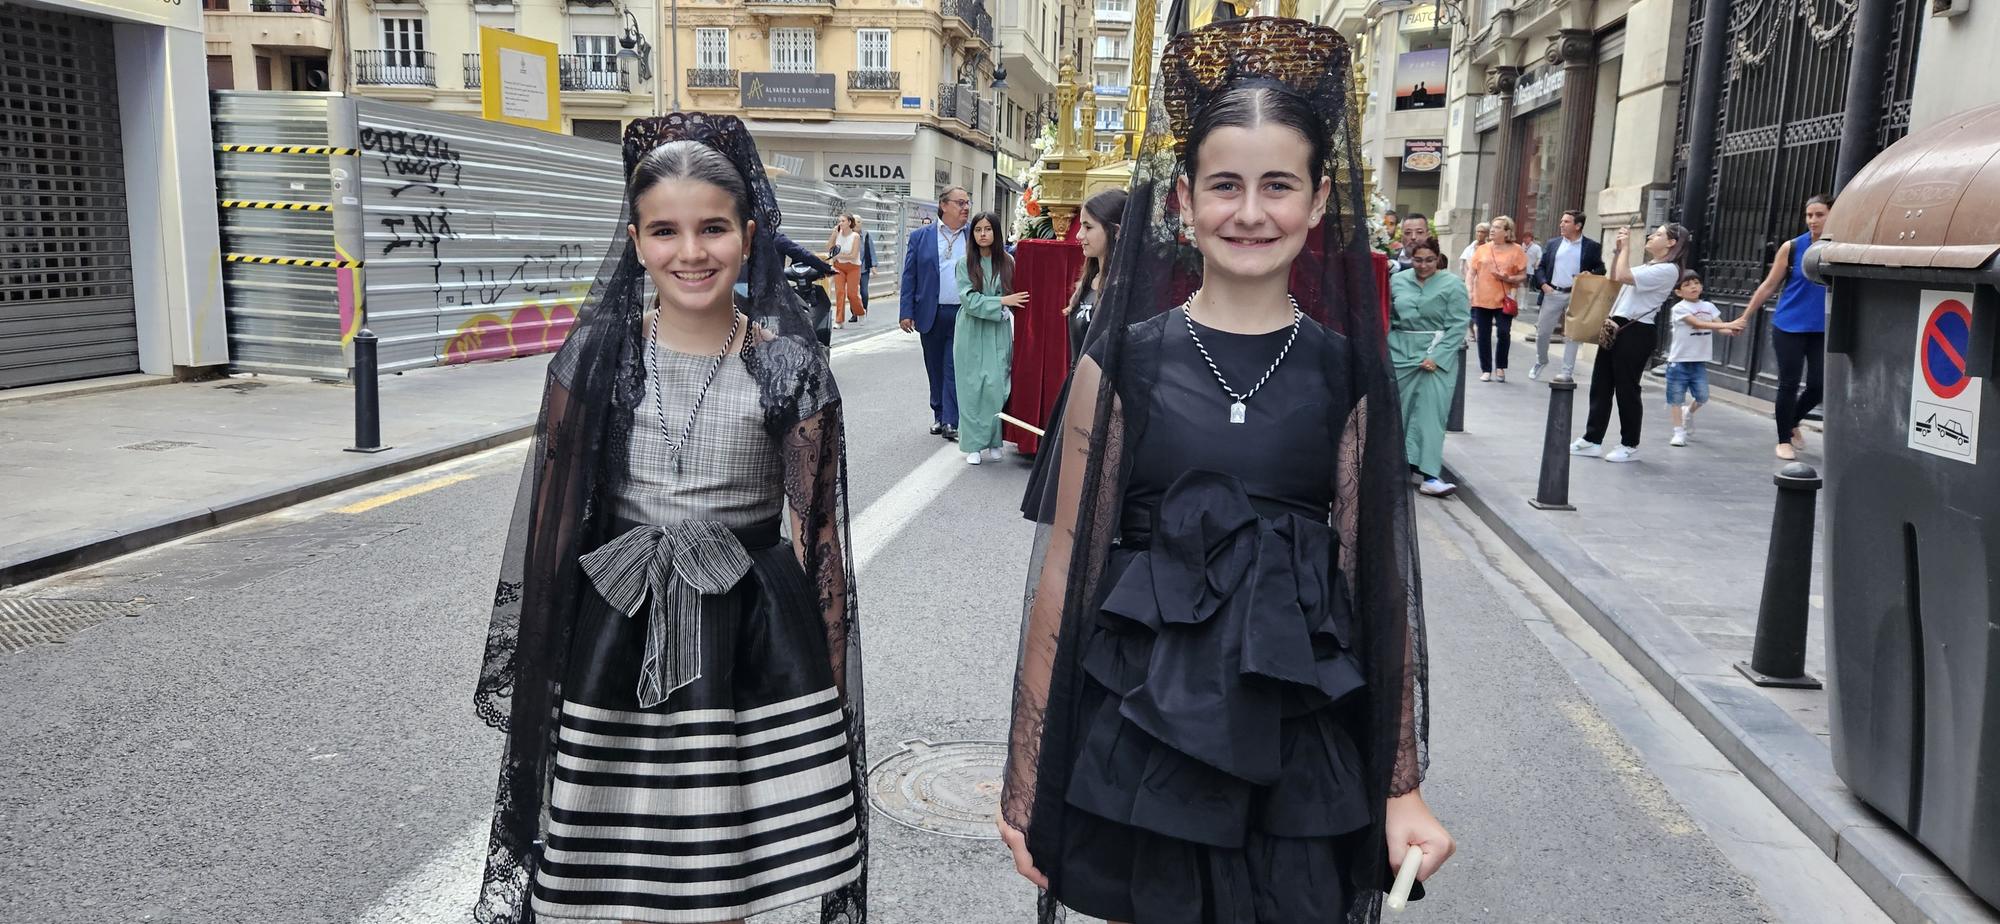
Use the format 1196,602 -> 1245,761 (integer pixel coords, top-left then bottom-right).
119,439 -> 198,452
0,597 -> 145,654
866,738 -> 1007,839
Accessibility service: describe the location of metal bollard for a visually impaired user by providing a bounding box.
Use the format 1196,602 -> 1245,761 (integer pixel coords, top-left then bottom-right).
1735,462 -> 1824,689
346,328 -> 392,454
1445,337 -> 1468,432
1527,374 -> 1578,511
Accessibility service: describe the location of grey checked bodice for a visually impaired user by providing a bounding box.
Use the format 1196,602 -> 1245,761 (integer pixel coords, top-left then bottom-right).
614,348 -> 784,528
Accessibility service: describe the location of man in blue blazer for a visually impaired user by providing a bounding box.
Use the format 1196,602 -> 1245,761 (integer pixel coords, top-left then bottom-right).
900,186 -> 974,440
1528,209 -> 1606,381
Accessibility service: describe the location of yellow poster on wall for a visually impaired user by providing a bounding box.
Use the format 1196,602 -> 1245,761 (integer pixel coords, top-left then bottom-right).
480,28 -> 563,134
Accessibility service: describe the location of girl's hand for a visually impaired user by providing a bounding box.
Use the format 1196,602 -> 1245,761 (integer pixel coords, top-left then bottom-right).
996,815 -> 1049,888
1002,292 -> 1030,309
1386,790 -> 1455,883
1420,358 -> 1439,372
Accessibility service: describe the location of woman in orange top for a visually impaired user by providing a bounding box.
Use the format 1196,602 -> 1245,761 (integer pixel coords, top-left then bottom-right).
1467,214 -> 1529,382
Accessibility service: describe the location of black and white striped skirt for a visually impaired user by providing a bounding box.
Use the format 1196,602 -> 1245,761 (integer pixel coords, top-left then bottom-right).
531,530 -> 862,923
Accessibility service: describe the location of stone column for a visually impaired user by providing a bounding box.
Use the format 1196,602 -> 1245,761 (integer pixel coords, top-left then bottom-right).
1549,29 -> 1597,218
1487,65 -> 1522,218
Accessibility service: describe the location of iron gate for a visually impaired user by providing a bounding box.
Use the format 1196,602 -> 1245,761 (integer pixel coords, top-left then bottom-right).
1672,0 -> 1923,397
0,2 -> 138,389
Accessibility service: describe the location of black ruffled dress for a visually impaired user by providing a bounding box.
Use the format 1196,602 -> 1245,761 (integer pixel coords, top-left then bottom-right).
1052,310 -> 1375,922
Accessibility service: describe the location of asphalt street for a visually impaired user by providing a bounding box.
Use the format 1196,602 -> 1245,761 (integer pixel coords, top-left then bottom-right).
0,325 -> 1887,924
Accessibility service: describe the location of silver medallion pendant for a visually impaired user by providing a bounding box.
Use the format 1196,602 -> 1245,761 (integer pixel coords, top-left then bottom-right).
1229,401 -> 1247,424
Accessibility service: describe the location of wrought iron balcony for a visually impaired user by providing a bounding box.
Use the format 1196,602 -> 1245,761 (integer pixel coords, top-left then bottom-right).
559,54 -> 628,92
944,0 -> 995,46
936,82 -> 985,131
464,53 -> 481,88
247,0 -> 327,12
847,69 -> 900,91
687,67 -> 739,88
355,50 -> 436,87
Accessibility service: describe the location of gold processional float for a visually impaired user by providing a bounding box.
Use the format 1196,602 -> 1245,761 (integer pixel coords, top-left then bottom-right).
1022,0 -> 1378,239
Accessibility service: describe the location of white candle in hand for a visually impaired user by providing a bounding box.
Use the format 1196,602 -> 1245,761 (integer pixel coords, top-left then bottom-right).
1387,844 -> 1425,911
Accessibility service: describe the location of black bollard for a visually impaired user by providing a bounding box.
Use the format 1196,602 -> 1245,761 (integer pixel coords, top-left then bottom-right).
346,328 -> 392,454
1735,462 -> 1824,689
1445,337 -> 1468,433
1527,374 -> 1578,511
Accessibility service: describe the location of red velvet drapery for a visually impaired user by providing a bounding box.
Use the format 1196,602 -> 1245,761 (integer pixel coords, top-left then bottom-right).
1003,238 -> 1085,455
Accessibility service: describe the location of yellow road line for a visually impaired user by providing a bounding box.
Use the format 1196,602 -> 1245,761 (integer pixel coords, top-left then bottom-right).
337,472 -> 479,514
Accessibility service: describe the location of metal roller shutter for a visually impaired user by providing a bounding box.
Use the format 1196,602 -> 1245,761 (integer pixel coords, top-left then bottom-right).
0,3 -> 139,389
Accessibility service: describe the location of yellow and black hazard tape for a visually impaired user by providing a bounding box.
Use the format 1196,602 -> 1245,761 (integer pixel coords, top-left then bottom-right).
221,199 -> 333,212
217,143 -> 360,156
225,253 -> 363,269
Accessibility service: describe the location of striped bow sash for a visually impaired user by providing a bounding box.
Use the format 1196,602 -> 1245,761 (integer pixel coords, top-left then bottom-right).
578,522 -> 755,708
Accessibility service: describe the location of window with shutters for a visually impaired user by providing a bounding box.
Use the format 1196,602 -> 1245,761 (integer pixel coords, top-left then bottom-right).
573,34 -> 617,72
856,29 -> 890,72
770,28 -> 816,73
382,18 -> 425,66
696,28 -> 729,70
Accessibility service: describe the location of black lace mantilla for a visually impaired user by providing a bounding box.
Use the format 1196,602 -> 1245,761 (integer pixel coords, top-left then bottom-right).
472,112 -> 866,924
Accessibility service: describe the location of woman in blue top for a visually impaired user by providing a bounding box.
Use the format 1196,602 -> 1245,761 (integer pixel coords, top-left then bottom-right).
1731,194 -> 1831,461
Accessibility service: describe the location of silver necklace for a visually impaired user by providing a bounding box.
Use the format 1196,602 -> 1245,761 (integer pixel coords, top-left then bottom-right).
645,307 -> 742,474
1182,294 -> 1303,424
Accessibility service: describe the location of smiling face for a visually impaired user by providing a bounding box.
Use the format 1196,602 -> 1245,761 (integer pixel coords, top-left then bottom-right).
626,177 -> 753,315
1410,246 -> 1441,281
1078,211 -> 1108,260
1175,123 -> 1330,286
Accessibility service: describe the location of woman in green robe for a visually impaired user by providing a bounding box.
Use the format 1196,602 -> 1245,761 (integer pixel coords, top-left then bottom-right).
1390,239 -> 1471,497
955,211 -> 1028,464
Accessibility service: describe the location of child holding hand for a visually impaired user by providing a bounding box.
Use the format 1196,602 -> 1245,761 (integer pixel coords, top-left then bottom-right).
1665,270 -> 1736,446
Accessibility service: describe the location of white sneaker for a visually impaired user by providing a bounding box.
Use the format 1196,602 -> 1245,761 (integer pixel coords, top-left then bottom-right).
1669,428 -> 1688,447
1605,445 -> 1639,463
1529,362 -> 1545,381
1569,438 -> 1603,457
982,447 -> 1003,462
1418,478 -> 1457,497
1682,403 -> 1698,434
965,452 -> 982,465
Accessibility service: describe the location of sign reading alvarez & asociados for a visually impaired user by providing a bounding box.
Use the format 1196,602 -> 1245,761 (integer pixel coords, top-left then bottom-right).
742,72 -> 835,110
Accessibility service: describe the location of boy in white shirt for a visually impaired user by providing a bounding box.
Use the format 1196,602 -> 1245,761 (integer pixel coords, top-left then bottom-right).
1665,271 -> 1734,446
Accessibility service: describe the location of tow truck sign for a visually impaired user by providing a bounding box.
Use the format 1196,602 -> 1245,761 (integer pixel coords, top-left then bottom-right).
1907,290 -> 1981,464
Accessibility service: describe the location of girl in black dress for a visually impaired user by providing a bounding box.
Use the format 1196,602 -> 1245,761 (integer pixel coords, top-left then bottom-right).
1065,188 -> 1129,364
1001,18 -> 1452,924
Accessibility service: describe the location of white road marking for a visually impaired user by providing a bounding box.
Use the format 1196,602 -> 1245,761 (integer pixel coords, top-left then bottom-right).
353,411 -> 963,923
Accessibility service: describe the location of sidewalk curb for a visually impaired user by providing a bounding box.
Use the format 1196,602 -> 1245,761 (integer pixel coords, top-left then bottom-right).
1441,453 -> 2000,924
0,418 -> 535,591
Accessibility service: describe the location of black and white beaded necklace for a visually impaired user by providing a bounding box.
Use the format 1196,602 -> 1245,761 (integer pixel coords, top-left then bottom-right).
1181,293 -> 1303,424
644,306 -> 742,473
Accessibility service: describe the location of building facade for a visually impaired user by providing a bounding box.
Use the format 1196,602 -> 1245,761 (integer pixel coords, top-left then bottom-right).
3,0 -> 228,389
220,0 -> 1009,206
997,0 -> 1096,208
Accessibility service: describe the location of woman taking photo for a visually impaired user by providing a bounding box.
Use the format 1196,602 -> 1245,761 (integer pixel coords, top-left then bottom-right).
1467,215 -> 1528,382
1729,194 -> 1832,460
1390,240 -> 1470,498
1570,223 -> 1692,463
826,213 -> 866,327
957,210 -> 1028,465
472,114 -> 867,924
1065,188 -> 1129,363
1000,18 -> 1451,924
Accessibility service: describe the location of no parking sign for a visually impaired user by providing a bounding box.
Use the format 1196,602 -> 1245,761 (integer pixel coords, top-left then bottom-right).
1907,290 -> 1982,464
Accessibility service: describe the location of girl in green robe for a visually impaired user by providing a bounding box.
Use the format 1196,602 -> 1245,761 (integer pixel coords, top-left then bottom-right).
1389,240 -> 1471,496
955,211 -> 1028,464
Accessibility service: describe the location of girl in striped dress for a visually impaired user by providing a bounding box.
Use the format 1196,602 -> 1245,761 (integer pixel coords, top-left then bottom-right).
474,113 -> 868,924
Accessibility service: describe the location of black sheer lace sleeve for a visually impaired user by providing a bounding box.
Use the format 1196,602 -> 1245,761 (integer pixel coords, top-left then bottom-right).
1004,355 -> 1123,830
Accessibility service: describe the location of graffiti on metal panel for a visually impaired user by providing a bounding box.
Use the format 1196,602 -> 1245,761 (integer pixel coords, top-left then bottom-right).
359,127 -> 463,198
379,207 -> 460,258
454,244 -> 589,307
443,303 -> 580,365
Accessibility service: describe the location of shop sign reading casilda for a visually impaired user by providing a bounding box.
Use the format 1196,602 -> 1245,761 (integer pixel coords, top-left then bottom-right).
825,154 -> 911,185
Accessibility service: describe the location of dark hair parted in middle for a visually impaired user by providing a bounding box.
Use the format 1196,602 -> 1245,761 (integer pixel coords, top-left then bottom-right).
966,211 -> 1015,295
627,139 -> 751,222
1181,80 -> 1329,187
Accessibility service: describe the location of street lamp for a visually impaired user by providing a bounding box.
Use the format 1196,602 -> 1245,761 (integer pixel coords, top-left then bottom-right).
616,6 -> 664,114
